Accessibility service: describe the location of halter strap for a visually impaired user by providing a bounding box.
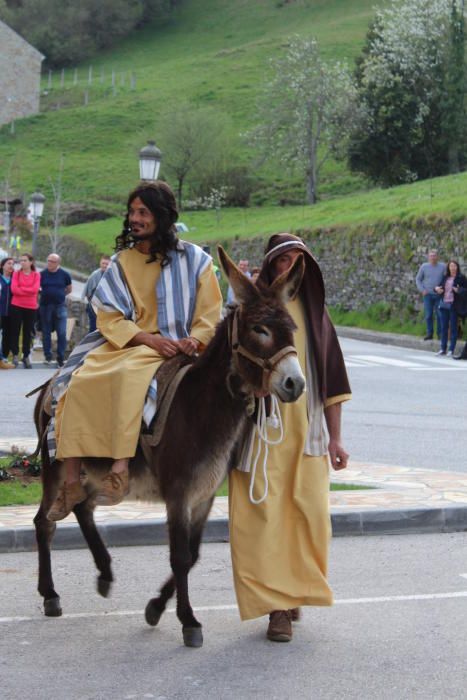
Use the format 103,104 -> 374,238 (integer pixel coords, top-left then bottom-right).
229,306 -> 297,394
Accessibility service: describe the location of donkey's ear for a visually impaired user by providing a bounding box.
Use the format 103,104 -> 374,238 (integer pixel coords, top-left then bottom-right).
217,246 -> 259,304
270,253 -> 305,305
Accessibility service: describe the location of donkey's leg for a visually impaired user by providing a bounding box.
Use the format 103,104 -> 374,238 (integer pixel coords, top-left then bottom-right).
34,502 -> 62,617
145,575 -> 175,627
35,454 -> 64,617
188,497 -> 215,568
72,499 -> 113,598
167,505 -> 204,648
144,499 -> 214,628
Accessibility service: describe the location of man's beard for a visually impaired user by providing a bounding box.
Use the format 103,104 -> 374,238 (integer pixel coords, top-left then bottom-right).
130,227 -> 155,241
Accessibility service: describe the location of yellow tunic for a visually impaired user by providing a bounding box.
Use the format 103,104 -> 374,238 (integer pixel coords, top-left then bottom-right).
229,297 -> 340,621
55,248 -> 222,460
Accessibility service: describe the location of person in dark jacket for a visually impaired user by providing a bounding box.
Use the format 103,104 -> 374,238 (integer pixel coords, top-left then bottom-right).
434,260 -> 467,357
0,257 -> 15,369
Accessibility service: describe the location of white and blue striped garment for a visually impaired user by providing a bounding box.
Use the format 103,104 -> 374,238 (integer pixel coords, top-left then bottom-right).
47,241 -> 211,458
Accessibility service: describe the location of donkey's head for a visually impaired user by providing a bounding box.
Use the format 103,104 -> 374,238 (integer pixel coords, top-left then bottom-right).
218,246 -> 306,402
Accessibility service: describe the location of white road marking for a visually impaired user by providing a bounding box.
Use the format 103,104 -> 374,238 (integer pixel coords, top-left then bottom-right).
1,592 -> 467,625
351,355 -> 422,368
409,367 -> 467,371
345,354 -> 467,371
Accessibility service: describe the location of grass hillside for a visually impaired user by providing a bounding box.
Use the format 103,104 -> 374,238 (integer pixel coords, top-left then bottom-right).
66,169 -> 467,250
0,0 -> 375,207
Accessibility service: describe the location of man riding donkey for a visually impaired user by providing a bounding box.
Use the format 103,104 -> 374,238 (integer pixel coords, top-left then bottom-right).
229,233 -> 351,643
46,181 -> 223,520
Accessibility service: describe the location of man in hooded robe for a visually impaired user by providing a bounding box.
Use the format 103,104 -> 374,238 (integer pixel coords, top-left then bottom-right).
229,233 -> 351,642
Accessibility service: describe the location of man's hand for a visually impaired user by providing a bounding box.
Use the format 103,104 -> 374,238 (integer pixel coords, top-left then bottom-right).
148,335 -> 180,358
328,438 -> 349,471
178,337 -> 200,356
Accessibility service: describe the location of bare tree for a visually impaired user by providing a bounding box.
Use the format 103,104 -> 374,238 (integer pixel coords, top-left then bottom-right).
48,154 -> 64,253
252,37 -> 359,204
157,106 -> 231,209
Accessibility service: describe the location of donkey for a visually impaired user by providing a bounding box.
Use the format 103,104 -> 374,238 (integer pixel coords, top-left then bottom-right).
33,247 -> 306,648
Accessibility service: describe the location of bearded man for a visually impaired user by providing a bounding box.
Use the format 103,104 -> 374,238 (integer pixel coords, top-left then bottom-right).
47,181 -> 222,520
229,233 -> 351,642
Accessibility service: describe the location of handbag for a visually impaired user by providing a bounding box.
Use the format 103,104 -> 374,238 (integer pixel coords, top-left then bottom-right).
439,299 -> 452,310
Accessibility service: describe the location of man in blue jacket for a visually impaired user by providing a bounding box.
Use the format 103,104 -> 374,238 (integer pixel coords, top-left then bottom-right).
40,254 -> 72,367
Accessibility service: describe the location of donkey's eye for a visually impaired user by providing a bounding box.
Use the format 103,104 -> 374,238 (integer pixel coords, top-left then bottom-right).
253,325 -> 269,336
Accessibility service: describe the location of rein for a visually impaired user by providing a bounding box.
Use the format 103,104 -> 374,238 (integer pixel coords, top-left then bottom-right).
228,305 -> 296,504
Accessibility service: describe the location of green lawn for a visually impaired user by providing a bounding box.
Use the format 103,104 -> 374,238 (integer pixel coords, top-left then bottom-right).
0,0 -> 375,205
0,481 -> 42,507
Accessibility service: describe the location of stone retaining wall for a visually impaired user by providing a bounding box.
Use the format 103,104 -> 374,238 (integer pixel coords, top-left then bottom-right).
230,219 -> 467,313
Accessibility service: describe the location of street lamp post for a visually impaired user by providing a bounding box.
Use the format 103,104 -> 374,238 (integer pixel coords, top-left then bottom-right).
139,140 -> 162,181
29,191 -> 45,259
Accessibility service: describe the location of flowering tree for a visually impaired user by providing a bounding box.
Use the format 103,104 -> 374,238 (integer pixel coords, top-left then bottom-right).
350,0 -> 466,185
252,37 -> 359,204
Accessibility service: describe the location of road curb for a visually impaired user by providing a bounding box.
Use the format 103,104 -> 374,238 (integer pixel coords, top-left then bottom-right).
335,326 -> 440,352
1,506 -> 466,553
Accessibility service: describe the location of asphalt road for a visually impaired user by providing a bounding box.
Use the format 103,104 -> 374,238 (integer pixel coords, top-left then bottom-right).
3,337 -> 466,472
340,337 -> 467,473
1,535 -> 466,699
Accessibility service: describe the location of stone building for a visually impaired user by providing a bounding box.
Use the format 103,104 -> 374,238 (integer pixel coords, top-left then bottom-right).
0,20 -> 44,127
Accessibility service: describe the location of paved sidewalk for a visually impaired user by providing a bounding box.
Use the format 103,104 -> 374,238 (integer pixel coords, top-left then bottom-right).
1,458 -> 466,552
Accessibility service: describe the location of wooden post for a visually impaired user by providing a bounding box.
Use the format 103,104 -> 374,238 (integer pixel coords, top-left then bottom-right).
84,90 -> 89,106
88,65 -> 93,85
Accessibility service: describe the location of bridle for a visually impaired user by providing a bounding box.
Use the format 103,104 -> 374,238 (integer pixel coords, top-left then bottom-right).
228,306 -> 297,395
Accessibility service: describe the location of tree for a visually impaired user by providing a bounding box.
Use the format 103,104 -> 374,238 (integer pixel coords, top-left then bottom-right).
251,37 -> 359,204
0,0 -> 181,67
349,0 -> 466,186
157,106 -> 232,209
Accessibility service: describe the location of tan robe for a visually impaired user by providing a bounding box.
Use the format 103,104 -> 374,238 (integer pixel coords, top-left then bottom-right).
55,247 -> 222,460
229,297 -> 349,621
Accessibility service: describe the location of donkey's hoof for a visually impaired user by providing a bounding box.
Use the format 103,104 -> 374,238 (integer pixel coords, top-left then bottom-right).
183,626 -> 203,648
145,599 -> 163,627
97,576 -> 112,598
44,597 -> 62,617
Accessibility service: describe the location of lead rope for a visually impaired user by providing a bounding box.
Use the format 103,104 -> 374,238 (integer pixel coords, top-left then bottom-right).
248,394 -> 284,505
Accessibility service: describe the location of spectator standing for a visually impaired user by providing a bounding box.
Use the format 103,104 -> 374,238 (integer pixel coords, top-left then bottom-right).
0,257 -> 15,369
10,253 -> 41,368
227,259 -> 251,304
82,255 -> 111,332
435,260 -> 467,357
416,249 -> 445,340
39,254 -> 72,367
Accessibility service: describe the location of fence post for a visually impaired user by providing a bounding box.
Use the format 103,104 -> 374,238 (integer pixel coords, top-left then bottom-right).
84,90 -> 89,106
48,70 -> 52,89
88,66 -> 93,85
60,68 -> 65,88
73,68 -> 78,86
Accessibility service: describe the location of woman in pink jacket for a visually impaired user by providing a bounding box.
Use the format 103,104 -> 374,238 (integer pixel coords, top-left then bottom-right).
10,253 -> 41,368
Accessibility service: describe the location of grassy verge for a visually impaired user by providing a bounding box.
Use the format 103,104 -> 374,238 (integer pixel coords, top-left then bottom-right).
329,304 -> 426,337
61,168 -> 467,254
0,476 -> 372,507
0,482 -> 42,507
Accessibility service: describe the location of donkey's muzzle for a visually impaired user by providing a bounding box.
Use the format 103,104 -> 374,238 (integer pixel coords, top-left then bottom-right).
270,355 -> 305,403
